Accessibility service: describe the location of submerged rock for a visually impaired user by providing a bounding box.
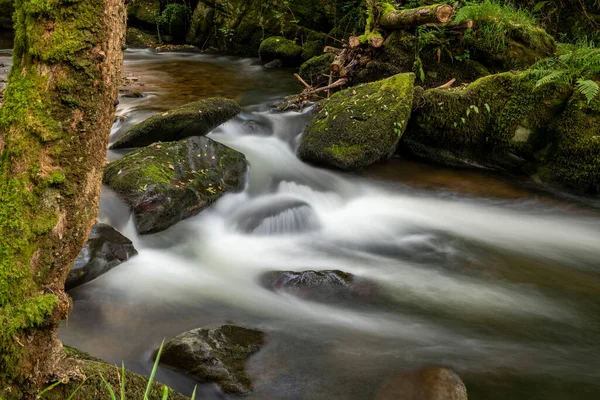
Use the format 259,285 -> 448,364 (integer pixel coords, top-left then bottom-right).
66,224 -> 137,290
160,325 -> 265,395
103,137 -> 247,234
110,98 -> 241,149
259,36 -> 303,67
262,270 -> 354,289
375,367 -> 468,400
298,73 -> 415,171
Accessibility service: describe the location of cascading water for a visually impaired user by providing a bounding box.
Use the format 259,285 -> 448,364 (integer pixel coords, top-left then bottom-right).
60,50 -> 600,400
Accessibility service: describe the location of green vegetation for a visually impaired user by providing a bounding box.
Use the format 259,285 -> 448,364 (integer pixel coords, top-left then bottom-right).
156,3 -> 188,42
530,41 -> 600,103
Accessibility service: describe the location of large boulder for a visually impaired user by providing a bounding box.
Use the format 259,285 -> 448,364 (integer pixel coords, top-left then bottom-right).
538,91 -> 600,194
375,367 -> 468,400
110,98 -> 241,149
127,0 -> 159,30
401,72 -> 572,169
66,223 -> 137,290
103,136 -> 247,234
298,73 -> 415,171
259,36 -> 303,67
159,325 -> 265,395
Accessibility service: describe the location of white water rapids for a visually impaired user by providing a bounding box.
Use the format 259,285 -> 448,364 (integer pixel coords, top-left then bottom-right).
60,51 -> 600,400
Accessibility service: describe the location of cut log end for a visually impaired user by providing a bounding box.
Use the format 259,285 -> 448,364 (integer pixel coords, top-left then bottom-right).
436,5 -> 453,23
349,36 -> 361,48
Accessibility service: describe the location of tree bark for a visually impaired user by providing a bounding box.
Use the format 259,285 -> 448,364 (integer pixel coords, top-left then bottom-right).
380,4 -> 453,28
0,0 -> 126,396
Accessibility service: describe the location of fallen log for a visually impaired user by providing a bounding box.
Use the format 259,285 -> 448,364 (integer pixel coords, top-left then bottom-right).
324,46 -> 343,55
379,4 -> 453,28
330,49 -> 348,73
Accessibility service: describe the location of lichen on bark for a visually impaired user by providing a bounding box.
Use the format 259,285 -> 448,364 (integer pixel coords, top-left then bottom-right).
0,0 -> 127,396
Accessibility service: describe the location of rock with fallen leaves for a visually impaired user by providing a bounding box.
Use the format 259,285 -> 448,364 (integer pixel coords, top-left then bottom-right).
103,137 -> 247,234
110,98 -> 241,149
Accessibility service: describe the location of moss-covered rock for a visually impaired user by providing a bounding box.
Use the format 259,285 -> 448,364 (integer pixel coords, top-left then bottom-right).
540,91 -> 600,194
301,39 -> 325,61
125,27 -> 158,49
401,72 -> 572,168
103,137 -> 247,234
127,0 -> 160,30
28,347 -> 189,400
111,98 -> 241,149
186,0 -> 342,56
364,31 -> 491,88
66,224 -> 137,290
298,53 -> 335,87
259,36 -> 303,67
298,73 -> 415,171
160,325 -> 265,395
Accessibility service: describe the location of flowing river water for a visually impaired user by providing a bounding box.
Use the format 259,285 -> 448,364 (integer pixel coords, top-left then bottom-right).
3,47 -> 600,399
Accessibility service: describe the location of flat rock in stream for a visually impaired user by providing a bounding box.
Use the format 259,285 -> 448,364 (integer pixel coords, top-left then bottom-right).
110,98 -> 241,149
103,136 -> 247,234
66,223 -> 138,290
159,325 -> 265,395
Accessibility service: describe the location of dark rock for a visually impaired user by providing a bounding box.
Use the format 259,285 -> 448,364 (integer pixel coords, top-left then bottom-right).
263,59 -> 283,69
66,223 -> 137,290
160,325 -> 265,395
376,367 -> 468,400
119,89 -> 144,98
261,270 -> 381,304
103,136 -> 247,234
298,73 -> 415,171
125,27 -> 158,49
262,270 -> 354,289
299,53 -> 335,88
259,36 -> 303,67
110,98 -> 241,149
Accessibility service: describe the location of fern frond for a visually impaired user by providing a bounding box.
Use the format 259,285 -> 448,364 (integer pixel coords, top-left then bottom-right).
535,70 -> 569,88
575,79 -> 599,103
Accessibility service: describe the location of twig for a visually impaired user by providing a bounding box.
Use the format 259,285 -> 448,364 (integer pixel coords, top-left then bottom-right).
319,32 -> 347,46
294,73 -> 313,90
435,78 -> 456,89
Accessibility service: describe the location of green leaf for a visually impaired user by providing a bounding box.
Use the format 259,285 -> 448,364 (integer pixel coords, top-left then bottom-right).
190,386 -> 197,400
145,339 -> 166,400
66,378 -> 88,400
38,381 -> 62,397
100,373 -> 117,400
121,362 -> 126,400
161,386 -> 169,400
575,78 -> 599,103
484,103 -> 491,113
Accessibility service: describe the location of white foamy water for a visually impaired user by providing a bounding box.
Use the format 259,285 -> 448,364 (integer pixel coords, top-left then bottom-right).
61,52 -> 600,400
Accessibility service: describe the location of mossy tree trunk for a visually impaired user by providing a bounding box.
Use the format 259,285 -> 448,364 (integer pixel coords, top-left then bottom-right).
0,0 -> 126,397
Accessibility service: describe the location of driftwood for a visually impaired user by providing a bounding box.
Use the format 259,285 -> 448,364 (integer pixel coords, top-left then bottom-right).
380,4 -> 453,28
435,78 -> 456,89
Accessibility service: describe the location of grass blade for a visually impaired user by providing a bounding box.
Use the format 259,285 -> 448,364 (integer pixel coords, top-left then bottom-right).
66,378 -> 88,400
99,372 -> 117,400
37,381 -> 62,397
190,385 -> 197,400
144,339 -> 165,400
161,386 -> 169,400
121,361 -> 126,400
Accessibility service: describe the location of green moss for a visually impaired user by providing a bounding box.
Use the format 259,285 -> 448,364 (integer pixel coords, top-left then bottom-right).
301,40 -> 325,61
299,53 -> 335,87
402,72 -> 572,168
259,36 -> 303,66
298,73 -> 415,171
126,27 -> 158,49
127,0 -> 159,28
543,91 -> 600,193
